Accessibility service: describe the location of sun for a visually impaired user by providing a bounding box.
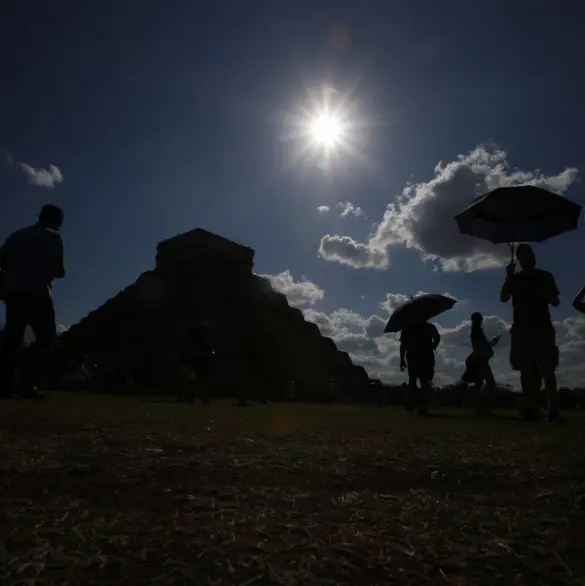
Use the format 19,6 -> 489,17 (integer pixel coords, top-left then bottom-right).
309,113 -> 343,147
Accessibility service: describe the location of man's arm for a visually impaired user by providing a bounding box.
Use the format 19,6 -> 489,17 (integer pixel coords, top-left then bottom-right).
573,286 -> 585,314
52,233 -> 65,279
548,273 -> 560,307
399,338 -> 406,370
431,325 -> 441,350
500,263 -> 515,303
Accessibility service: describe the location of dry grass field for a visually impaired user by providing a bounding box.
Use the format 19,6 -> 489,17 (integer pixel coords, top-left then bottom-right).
1,393 -> 584,585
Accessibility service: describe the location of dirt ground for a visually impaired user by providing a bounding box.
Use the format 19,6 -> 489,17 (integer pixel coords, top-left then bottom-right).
1,393 -> 584,585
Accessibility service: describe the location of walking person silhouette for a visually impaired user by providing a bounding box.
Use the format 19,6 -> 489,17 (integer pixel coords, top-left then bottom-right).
0,205 -> 65,399
462,312 -> 501,416
500,244 -> 561,421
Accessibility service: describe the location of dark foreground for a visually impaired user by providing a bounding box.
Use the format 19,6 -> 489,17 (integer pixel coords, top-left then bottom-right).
1,394 -> 585,585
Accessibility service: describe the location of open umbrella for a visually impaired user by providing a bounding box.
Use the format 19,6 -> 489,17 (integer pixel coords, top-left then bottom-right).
455,185 -> 582,259
384,293 -> 457,333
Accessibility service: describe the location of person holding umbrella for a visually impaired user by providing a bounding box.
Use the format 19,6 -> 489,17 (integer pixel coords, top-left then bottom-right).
385,293 -> 456,415
500,244 -> 561,421
455,184 -> 581,421
399,320 -> 441,415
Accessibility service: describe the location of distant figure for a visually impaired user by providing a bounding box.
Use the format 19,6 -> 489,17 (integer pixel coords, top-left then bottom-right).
462,312 -> 500,416
572,286 -> 585,314
327,378 -> 339,406
399,321 -> 441,415
167,352 -> 197,404
0,205 -> 65,399
286,380 -> 297,401
500,244 -> 560,422
175,324 -> 216,404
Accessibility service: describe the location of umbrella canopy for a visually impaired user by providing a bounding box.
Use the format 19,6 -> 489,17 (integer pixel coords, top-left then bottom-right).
455,185 -> 582,246
384,293 -> 457,334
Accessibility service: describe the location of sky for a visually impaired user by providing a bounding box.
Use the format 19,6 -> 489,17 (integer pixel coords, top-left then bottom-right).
1,0 -> 585,387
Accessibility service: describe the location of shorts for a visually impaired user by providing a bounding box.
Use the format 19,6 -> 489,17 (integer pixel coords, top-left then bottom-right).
509,326 -> 558,376
407,352 -> 435,382
1,293 -> 56,346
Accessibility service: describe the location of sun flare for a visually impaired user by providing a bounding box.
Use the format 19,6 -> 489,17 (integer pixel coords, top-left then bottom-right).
309,113 -> 343,147
282,85 -> 368,171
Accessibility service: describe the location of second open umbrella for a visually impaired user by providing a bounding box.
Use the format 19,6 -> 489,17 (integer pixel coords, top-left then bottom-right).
384,294 -> 457,334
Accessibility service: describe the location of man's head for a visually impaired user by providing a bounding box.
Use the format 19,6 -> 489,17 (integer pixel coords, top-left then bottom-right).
471,312 -> 483,325
516,243 -> 536,270
38,204 -> 64,231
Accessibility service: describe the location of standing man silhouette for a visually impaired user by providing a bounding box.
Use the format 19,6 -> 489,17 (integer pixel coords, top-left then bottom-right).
500,244 -> 560,421
0,204 -> 65,399
400,321 -> 441,415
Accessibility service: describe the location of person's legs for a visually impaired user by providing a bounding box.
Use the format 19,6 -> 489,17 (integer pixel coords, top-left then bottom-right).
536,329 -> 560,421
473,375 -> 485,415
519,367 -> 541,419
404,369 -> 418,411
417,377 -> 431,415
193,356 -> 211,404
510,328 -> 540,420
474,364 -> 495,415
0,296 -> 28,398
482,365 -> 496,414
24,296 -> 57,396
416,353 -> 435,415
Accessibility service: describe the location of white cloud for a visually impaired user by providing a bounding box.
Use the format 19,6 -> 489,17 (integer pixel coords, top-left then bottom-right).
317,205 -> 330,213
259,270 -> 324,307
56,324 -> 69,336
17,162 -> 63,189
319,145 -> 578,271
318,235 -> 386,268
337,201 -> 364,218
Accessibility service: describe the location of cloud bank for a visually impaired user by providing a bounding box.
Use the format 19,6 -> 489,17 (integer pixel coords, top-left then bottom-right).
261,271 -> 585,389
319,145 -> 578,272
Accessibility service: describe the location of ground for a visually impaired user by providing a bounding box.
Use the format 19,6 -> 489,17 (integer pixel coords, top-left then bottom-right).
1,394 -> 584,585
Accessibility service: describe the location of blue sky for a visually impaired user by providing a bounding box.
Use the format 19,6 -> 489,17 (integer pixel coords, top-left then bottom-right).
2,1 -> 585,385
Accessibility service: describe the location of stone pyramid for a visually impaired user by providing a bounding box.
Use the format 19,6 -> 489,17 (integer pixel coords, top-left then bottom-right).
54,228 -> 369,399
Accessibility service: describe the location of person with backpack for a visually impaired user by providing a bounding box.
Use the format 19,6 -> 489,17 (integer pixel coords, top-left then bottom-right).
461,312 -> 501,416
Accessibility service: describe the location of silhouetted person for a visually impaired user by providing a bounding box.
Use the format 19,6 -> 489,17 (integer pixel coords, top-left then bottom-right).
0,205 -> 65,399
327,378 -> 339,406
463,312 -> 500,416
400,321 -> 440,415
572,286 -> 585,314
175,324 -> 216,404
500,244 -> 560,421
